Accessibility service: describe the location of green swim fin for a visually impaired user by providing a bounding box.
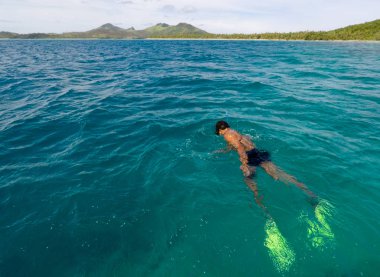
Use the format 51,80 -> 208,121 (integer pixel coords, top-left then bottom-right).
302,199 -> 335,250
264,219 -> 295,272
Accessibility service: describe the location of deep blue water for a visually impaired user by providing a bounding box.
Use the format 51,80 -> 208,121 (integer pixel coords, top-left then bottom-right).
0,40 -> 379,276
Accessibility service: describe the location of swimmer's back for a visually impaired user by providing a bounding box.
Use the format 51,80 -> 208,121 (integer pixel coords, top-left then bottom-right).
225,129 -> 255,151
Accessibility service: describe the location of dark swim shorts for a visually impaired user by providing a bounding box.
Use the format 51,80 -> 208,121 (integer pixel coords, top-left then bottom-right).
246,148 -> 271,166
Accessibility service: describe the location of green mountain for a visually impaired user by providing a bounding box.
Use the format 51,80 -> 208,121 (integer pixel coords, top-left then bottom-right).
0,31 -> 18,38
143,23 -> 208,36
61,23 -> 143,39
0,22 -> 208,39
0,20 -> 379,40
206,19 -> 380,40
324,19 -> 380,40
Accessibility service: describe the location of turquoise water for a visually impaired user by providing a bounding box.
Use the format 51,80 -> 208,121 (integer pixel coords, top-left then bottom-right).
0,40 -> 379,276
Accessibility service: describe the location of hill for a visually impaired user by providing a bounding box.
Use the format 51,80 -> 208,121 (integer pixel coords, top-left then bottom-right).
61,23 -> 143,39
205,19 -> 380,40
0,23 -> 208,39
324,19 -> 380,40
143,23 -> 208,37
0,31 -> 18,38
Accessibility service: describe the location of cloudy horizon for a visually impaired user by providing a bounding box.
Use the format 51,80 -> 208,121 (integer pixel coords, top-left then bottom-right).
0,0 -> 379,34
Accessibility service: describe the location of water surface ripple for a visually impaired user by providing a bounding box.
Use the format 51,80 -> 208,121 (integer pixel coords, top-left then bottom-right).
0,40 -> 379,276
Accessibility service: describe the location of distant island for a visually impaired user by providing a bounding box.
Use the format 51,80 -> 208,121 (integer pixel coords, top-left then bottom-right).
1,20 -> 379,40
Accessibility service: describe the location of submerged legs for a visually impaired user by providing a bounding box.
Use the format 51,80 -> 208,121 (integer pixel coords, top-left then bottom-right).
243,174 -> 296,272
244,176 -> 270,218
260,161 -> 317,200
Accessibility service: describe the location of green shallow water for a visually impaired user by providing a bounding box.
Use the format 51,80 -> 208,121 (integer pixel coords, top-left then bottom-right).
0,40 -> 379,276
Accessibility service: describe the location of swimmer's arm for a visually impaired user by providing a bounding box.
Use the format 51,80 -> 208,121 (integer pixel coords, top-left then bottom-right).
235,144 -> 249,166
213,143 -> 233,154
236,145 -> 251,177
225,134 -> 250,175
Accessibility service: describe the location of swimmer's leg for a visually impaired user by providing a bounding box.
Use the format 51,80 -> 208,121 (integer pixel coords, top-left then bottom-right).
260,161 -> 317,201
244,174 -> 270,219
260,161 -> 279,180
244,173 -> 295,272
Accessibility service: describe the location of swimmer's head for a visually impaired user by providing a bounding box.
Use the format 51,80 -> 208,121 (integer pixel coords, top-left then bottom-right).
215,120 -> 230,135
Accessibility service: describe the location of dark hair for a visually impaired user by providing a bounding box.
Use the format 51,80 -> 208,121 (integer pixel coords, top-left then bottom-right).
215,120 -> 230,135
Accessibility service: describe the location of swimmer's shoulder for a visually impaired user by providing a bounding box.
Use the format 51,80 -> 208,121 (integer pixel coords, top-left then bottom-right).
224,129 -> 240,139
224,129 -> 243,145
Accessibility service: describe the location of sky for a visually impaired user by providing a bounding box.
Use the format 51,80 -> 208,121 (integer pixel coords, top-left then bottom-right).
0,0 -> 379,34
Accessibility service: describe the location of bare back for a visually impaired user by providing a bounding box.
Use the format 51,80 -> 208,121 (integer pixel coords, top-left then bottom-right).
224,129 -> 255,151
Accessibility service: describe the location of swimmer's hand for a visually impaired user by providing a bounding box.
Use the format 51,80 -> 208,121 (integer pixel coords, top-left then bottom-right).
213,144 -> 233,154
213,148 -> 229,154
240,164 -> 252,177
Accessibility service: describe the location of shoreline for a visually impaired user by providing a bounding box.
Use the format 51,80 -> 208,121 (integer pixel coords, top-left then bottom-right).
0,38 -> 379,43
146,38 -> 380,43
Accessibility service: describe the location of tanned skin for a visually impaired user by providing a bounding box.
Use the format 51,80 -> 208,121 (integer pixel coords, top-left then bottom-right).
217,127 -> 317,211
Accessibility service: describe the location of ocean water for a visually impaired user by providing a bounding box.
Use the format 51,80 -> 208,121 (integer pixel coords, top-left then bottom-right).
0,39 -> 379,276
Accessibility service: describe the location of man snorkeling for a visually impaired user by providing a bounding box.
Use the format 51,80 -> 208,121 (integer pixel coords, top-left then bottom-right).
215,120 -> 317,210
215,121 -> 335,270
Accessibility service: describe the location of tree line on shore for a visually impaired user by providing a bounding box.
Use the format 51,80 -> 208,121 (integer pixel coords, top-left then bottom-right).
150,19 -> 380,40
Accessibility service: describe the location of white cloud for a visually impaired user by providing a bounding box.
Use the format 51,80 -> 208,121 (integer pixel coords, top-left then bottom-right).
0,0 -> 378,33
181,5 -> 197,14
161,4 -> 176,13
118,1 -> 135,4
